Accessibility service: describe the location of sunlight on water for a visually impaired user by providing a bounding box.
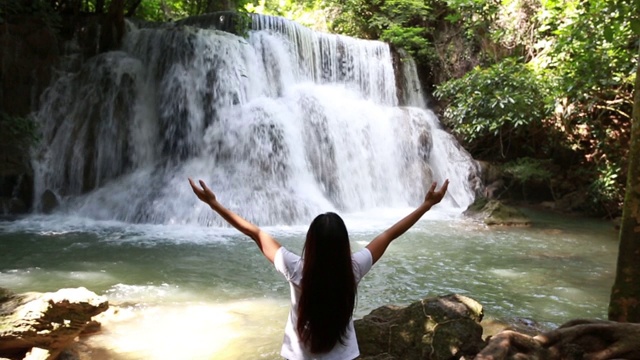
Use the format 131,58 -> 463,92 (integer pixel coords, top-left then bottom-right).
86,300 -> 288,360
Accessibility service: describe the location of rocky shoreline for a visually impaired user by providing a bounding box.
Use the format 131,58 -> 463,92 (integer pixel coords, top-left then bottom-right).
0,288 -> 496,360
4,287 -> 638,360
0,288 -> 108,360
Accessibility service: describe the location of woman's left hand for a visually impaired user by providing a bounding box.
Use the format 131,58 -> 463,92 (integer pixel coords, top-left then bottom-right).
188,178 -> 217,206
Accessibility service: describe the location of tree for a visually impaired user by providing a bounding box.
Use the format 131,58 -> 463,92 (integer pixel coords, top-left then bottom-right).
99,0 -> 125,52
609,49 -> 640,323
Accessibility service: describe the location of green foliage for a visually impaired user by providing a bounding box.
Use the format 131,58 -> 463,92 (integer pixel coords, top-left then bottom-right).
377,0 -> 431,24
0,112 -> 39,146
325,0 -> 436,59
500,157 -> 556,201
530,0 -> 635,215
502,157 -> 552,182
325,0 -> 384,39
434,57 -> 553,157
380,26 -> 434,62
433,0 -> 634,215
130,0 -> 256,22
245,0 -> 326,29
537,0 -> 636,105
586,161 -> 624,217
442,0 -> 500,39
133,0 -> 187,21
370,0 -> 433,60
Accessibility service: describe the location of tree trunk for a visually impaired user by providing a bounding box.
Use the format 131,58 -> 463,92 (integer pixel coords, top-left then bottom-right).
126,0 -> 143,17
98,0 -> 125,53
609,49 -> 640,322
95,0 -> 105,13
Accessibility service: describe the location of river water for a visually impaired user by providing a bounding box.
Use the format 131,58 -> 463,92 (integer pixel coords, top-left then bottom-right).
0,208 -> 618,359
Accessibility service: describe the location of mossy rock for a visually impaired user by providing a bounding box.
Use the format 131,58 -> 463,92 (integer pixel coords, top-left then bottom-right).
0,288 -> 13,304
464,199 -> 531,226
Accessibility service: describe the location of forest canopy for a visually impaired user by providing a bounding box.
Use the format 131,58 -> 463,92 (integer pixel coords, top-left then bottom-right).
1,0 -> 638,217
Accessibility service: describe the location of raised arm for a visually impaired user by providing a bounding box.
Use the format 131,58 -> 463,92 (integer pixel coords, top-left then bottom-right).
188,178 -> 281,263
366,180 -> 449,265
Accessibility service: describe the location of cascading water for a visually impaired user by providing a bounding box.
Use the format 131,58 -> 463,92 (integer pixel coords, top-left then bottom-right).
32,13 -> 480,226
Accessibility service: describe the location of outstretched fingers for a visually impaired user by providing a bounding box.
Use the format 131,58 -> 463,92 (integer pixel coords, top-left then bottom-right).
188,178 -> 202,196
425,179 -> 449,204
188,178 -> 216,204
428,181 -> 437,193
438,179 -> 450,194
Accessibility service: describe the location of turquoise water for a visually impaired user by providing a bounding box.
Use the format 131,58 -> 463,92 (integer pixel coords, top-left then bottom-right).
0,208 -> 618,359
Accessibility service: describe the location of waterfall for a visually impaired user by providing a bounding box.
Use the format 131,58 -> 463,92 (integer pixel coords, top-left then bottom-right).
32,13 -> 480,226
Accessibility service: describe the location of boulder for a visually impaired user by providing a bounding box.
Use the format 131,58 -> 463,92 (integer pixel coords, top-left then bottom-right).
464,198 -> 531,226
0,142 -> 33,216
554,191 -> 588,213
355,294 -> 485,360
0,287 -> 108,360
40,190 -> 59,214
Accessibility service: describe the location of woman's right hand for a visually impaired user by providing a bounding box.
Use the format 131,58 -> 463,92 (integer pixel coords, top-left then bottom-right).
424,179 -> 449,206
366,179 -> 450,265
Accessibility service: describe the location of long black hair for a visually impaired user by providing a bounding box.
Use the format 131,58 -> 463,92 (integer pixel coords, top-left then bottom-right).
296,212 -> 357,353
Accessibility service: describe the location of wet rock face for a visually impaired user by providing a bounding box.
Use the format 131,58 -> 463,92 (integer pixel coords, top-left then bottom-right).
0,287 -> 109,360
0,139 -> 34,216
355,294 -> 486,360
1,17 -> 60,216
0,17 -> 59,116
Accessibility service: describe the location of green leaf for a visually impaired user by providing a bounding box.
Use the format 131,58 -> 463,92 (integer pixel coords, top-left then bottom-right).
631,19 -> 640,35
603,25 -> 614,42
445,13 -> 461,23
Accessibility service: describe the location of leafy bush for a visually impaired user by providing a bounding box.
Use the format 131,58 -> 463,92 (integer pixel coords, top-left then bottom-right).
434,57 -> 554,159
502,157 -> 552,183
380,26 -> 434,63
586,162 -> 624,217
501,157 -> 554,200
0,112 -> 39,147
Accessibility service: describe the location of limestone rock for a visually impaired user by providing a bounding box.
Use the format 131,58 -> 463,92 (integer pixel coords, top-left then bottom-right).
464,198 -> 531,226
555,191 -> 588,213
355,294 -> 485,360
0,287 -> 108,360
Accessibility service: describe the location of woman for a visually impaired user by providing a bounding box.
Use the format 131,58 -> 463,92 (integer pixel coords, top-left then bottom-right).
188,178 -> 449,359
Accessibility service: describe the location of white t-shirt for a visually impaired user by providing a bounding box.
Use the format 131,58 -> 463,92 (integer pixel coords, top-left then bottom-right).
274,246 -> 373,360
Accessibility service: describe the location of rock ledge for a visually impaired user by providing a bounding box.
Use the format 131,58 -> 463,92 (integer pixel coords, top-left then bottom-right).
0,287 -> 108,360
355,294 -> 485,360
